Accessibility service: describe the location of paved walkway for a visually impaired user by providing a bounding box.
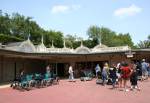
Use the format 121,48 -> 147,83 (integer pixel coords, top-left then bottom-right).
0,79 -> 150,103
0,85 -> 9,89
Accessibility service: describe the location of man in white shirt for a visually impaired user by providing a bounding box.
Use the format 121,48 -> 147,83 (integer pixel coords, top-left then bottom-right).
68,65 -> 75,82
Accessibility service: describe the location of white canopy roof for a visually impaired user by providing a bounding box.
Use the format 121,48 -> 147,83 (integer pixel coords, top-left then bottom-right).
4,39 -> 131,54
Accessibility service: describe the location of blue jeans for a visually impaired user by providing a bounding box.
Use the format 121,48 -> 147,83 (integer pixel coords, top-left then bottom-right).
112,78 -> 116,87
148,68 -> 150,76
102,74 -> 107,85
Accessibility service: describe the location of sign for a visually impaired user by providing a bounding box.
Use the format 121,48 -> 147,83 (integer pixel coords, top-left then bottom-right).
125,51 -> 135,58
127,54 -> 133,58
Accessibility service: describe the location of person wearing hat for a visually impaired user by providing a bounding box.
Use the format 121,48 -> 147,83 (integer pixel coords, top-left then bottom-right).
95,64 -> 101,78
141,59 -> 149,80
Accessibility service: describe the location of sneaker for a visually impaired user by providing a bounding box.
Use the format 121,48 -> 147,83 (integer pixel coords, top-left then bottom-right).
135,86 -> 138,89
125,89 -> 129,92
130,86 -> 133,91
135,86 -> 140,91
10,84 -> 13,87
137,88 -> 141,91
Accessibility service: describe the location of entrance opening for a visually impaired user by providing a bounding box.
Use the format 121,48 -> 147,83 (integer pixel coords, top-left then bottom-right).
57,63 -> 65,77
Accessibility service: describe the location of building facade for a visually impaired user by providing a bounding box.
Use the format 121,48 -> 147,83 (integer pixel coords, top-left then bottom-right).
0,39 -> 150,83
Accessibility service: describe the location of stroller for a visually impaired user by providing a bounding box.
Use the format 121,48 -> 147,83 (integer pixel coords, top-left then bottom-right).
96,71 -> 103,84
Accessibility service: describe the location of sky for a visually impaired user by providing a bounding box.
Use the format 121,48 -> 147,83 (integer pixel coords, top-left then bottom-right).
0,0 -> 150,44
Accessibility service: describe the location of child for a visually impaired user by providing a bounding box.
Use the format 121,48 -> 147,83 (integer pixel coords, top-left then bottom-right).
130,68 -> 140,91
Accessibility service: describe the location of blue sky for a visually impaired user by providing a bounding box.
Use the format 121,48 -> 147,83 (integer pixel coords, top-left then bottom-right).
0,0 -> 150,44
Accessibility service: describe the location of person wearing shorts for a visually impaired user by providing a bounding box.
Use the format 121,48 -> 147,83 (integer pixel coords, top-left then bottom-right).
121,62 -> 131,91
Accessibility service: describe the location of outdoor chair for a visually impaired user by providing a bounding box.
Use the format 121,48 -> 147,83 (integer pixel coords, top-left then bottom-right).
80,70 -> 93,81
51,74 -> 59,85
18,74 -> 35,90
41,73 -> 53,87
26,74 -> 36,88
34,73 -> 43,88
19,75 -> 29,90
96,79 -> 103,84
10,75 -> 28,90
10,76 -> 21,89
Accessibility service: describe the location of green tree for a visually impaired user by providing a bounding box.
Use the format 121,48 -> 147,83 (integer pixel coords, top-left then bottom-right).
0,11 -> 11,35
83,39 -> 97,48
0,34 -> 23,43
87,25 -> 134,48
11,13 -> 33,39
115,33 -> 134,47
44,30 -> 64,48
100,27 -> 116,46
87,25 -> 101,44
65,34 -> 83,48
64,34 -> 76,48
137,35 -> 150,48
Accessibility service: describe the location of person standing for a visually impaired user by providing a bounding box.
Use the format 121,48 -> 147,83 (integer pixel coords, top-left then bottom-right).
136,61 -> 142,80
109,64 -> 117,88
116,62 -> 122,88
141,59 -> 149,80
95,64 -> 101,78
46,64 -> 50,74
101,63 -> 108,85
120,62 -> 131,92
68,65 -> 75,82
130,67 -> 140,91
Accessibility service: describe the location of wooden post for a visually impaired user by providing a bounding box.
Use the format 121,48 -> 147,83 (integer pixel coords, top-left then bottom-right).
14,62 -> 17,79
56,62 -> 58,75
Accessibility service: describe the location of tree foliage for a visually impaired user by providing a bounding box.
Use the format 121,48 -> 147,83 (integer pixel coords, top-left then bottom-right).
0,34 -> 23,43
0,10 -> 64,47
45,30 -> 64,48
87,25 -> 134,48
0,11 -> 11,35
87,25 -> 101,44
64,34 -> 83,48
137,35 -> 150,48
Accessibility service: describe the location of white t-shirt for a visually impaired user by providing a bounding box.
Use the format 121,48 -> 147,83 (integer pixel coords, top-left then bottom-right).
69,66 -> 73,73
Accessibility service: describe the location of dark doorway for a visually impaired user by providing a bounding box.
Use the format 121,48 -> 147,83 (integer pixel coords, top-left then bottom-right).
57,63 -> 65,77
